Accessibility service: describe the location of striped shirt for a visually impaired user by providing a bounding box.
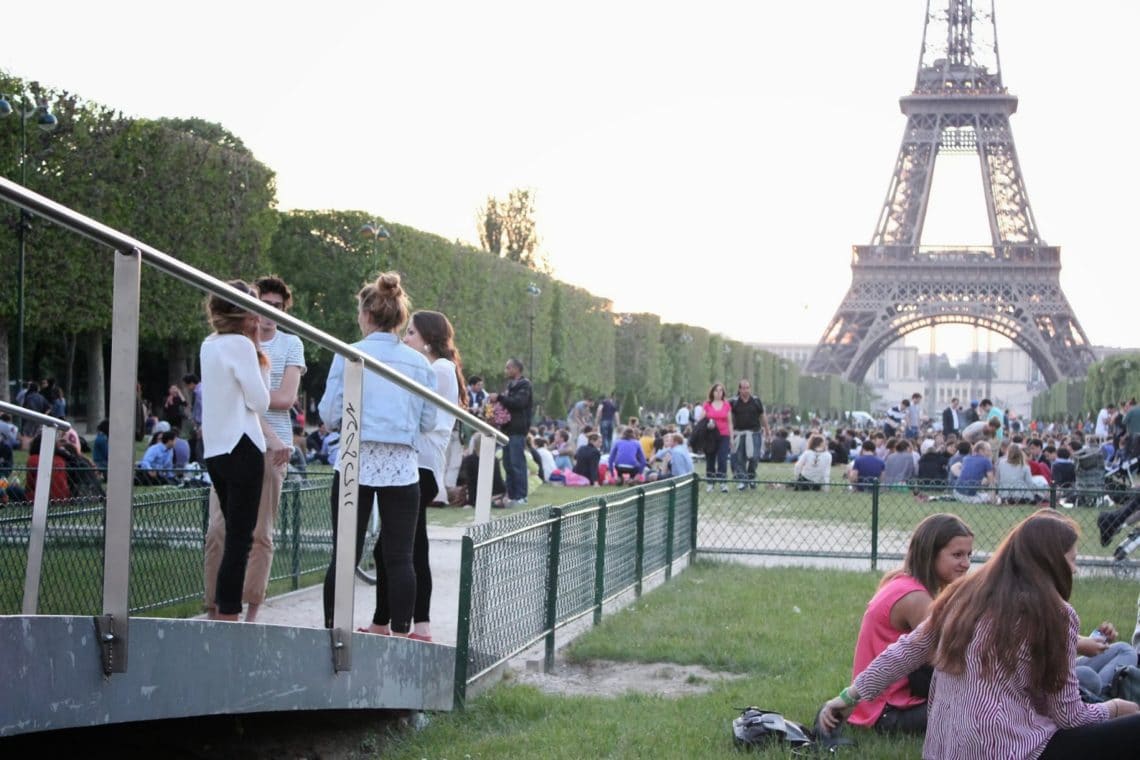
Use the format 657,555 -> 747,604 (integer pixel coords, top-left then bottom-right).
853,604 -> 1108,759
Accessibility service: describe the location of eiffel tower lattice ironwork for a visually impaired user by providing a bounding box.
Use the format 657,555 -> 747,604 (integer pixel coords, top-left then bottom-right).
805,0 -> 1094,387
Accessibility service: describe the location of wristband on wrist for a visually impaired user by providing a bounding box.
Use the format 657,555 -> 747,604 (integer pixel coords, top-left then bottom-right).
839,687 -> 857,707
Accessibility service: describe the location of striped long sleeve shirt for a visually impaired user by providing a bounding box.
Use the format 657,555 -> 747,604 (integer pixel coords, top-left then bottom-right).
853,604 -> 1108,759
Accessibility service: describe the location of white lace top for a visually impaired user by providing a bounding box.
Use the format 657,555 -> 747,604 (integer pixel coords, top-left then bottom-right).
356,440 -> 418,487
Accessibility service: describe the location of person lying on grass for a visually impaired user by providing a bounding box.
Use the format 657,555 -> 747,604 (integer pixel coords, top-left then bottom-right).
846,513 -> 974,735
821,509 -> 1140,760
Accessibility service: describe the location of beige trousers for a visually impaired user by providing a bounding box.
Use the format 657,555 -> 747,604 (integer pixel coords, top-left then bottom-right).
203,457 -> 287,609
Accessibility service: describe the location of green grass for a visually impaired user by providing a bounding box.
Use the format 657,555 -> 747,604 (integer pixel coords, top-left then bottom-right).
377,561 -> 1137,759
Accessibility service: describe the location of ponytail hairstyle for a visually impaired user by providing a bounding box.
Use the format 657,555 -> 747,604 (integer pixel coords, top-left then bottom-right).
358,272 -> 410,333
410,310 -> 467,407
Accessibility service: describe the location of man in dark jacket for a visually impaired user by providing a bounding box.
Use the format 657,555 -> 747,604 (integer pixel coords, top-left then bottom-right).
487,357 -> 533,507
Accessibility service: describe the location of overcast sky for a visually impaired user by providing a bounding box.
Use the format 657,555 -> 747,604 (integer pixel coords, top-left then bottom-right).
4,0 -> 1135,363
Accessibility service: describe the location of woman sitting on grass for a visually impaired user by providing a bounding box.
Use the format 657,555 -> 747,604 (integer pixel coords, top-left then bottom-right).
821,509 -> 1140,758
847,513 -> 973,735
793,434 -> 831,491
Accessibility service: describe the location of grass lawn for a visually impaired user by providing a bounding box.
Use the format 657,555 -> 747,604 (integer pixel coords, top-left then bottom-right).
377,560 -> 1138,759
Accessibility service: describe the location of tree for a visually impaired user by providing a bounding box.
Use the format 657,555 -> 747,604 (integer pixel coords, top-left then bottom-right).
476,188 -> 549,273
476,196 -> 503,256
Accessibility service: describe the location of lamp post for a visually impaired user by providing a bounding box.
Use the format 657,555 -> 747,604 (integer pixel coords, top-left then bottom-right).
526,282 -> 541,375
359,221 -> 391,274
0,93 -> 58,386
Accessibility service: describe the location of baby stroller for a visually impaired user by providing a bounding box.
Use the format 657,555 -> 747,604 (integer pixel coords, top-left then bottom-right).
1104,453 -> 1140,504
1062,446 -> 1110,508
1097,494 -> 1140,576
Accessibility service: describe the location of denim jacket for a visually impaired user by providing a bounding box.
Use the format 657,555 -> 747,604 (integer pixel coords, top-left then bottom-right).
318,332 -> 437,447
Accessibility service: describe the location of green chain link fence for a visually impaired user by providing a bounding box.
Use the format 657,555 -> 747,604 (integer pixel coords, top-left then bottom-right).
693,475 -> 1139,576
0,472 -> 335,615
453,474 -> 697,707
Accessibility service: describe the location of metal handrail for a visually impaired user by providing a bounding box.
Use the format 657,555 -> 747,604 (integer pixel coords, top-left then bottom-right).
0,174 -> 509,675
0,399 -> 72,431
0,176 -> 505,444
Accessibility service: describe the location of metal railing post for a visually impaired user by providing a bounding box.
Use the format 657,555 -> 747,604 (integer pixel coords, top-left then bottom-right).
592,498 -> 608,626
664,482 -> 676,581
453,535 -> 475,709
689,476 -> 699,563
21,425 -> 59,614
634,488 -> 646,597
870,481 -> 880,572
544,508 -> 563,672
473,433 -> 496,524
1049,482 -> 1057,509
95,248 -> 142,675
331,358 -> 363,672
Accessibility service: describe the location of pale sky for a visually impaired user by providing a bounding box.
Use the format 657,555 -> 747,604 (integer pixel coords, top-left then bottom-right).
5,0 -> 1136,365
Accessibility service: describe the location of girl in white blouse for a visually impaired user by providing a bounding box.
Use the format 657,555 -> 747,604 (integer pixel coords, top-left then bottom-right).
200,280 -> 270,621
369,309 -> 467,641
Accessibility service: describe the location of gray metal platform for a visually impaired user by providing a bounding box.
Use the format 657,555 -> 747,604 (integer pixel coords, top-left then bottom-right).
0,615 -> 455,736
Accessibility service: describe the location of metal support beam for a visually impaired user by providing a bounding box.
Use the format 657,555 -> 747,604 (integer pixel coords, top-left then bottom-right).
21,425 -> 57,614
473,432 -> 496,524
331,358 -> 363,672
96,248 -> 141,675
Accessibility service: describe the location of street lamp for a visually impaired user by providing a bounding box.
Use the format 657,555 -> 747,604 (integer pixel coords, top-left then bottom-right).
0,93 -> 58,386
359,221 -> 391,273
526,282 -> 541,375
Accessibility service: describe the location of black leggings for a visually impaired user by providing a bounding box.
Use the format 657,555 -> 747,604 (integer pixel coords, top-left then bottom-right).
1039,713 -> 1140,758
204,435 -> 264,616
322,473 -> 419,633
375,468 -> 437,625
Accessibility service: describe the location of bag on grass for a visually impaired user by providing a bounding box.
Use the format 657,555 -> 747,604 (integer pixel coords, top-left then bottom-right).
1108,665 -> 1140,702
732,707 -> 812,751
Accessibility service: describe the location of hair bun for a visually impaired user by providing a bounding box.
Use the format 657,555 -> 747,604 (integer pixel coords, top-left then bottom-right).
375,272 -> 403,296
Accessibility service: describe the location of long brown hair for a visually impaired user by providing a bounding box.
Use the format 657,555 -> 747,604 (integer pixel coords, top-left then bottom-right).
881,513 -> 973,596
206,280 -> 258,335
410,310 -> 467,408
928,509 -> 1078,695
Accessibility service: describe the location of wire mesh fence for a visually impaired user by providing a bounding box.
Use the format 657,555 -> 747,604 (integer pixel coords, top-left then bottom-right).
0,473 -> 336,615
694,475 -> 1140,578
454,475 -> 697,705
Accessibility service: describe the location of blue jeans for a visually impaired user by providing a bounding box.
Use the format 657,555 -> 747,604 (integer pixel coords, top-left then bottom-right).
600,420 -> 614,453
504,433 -> 528,500
1076,641 -> 1137,696
732,431 -> 762,483
706,435 -> 730,480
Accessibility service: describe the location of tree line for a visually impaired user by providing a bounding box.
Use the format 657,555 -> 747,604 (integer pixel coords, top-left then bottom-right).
0,70 -> 869,428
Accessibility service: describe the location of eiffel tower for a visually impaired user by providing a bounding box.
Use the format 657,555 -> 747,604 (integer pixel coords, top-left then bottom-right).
805,0 -> 1095,387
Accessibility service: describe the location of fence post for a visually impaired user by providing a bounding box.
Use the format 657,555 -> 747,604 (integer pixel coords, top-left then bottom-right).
453,535 -> 475,710
689,475 -> 699,564
290,480 -> 302,590
870,481 -> 880,572
200,488 -> 210,539
544,508 -> 563,673
665,482 -> 676,582
593,498 -> 608,627
1049,482 -> 1057,510
635,488 -> 646,597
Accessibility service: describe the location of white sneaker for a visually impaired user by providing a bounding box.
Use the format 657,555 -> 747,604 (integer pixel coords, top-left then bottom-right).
706,484 -> 714,493
737,483 -> 747,491
720,485 -> 729,493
